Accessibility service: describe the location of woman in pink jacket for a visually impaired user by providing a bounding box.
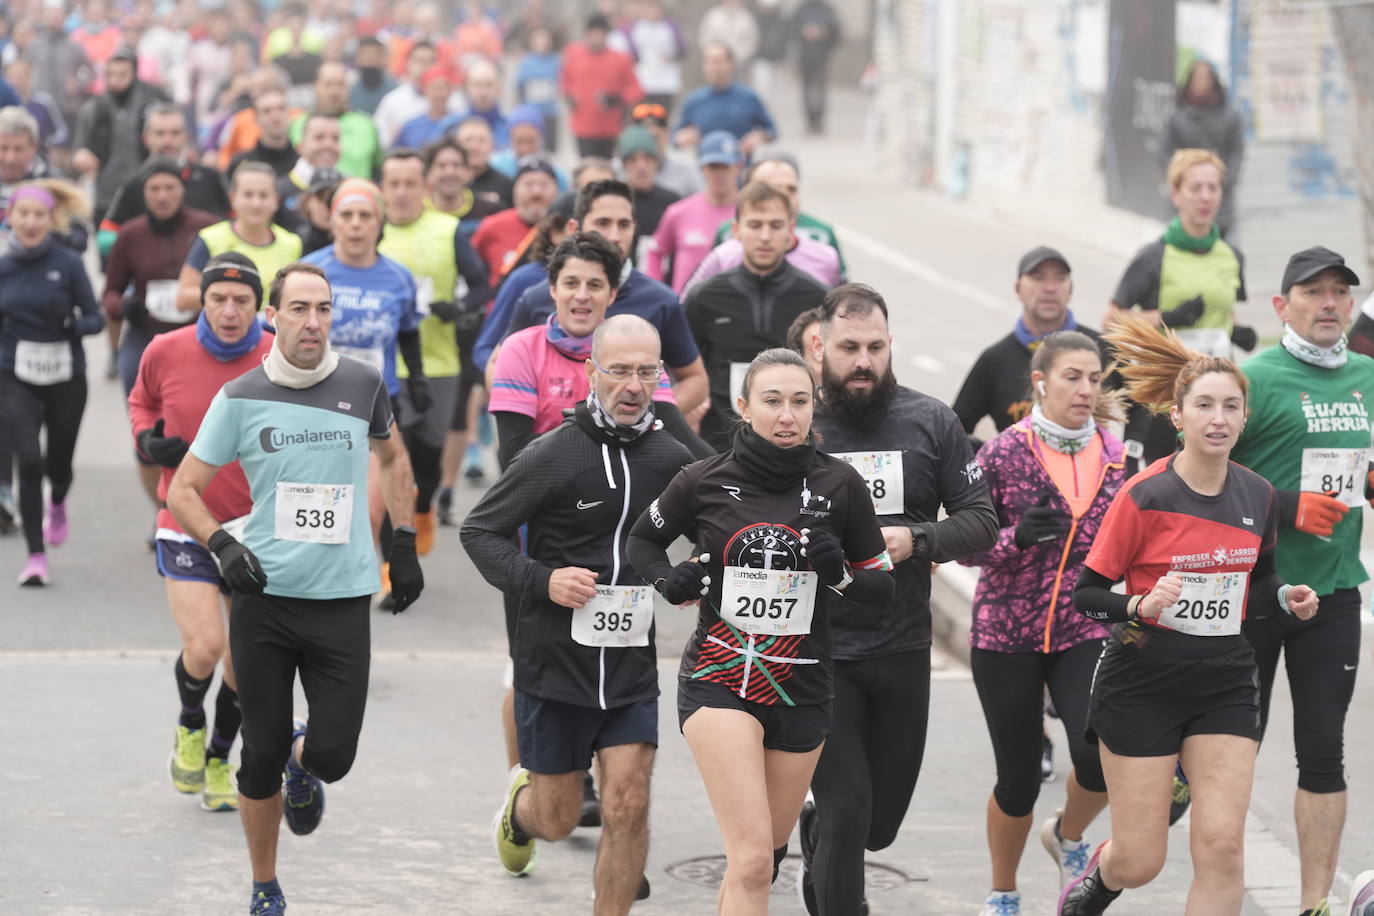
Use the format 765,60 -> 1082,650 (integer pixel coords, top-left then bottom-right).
957,331 -> 1126,916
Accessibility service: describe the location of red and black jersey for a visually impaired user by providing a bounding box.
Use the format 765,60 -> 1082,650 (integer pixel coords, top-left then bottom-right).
1084,455 -> 1278,632
638,451 -> 890,707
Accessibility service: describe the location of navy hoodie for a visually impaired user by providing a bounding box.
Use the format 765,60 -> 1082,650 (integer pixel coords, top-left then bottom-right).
0,235 -> 103,374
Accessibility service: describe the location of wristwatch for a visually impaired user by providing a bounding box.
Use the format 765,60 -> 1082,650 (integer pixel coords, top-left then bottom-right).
829,563 -> 854,594
910,526 -> 929,559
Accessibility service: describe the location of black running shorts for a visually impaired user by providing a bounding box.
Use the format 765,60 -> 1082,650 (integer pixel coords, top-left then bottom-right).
514,690 -> 658,774
677,677 -> 830,753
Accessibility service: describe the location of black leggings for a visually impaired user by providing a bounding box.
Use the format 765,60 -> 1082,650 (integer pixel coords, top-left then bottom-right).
402,425 -> 442,513
230,591 -> 371,800
0,372 -> 87,554
1244,587 -> 1361,793
971,641 -> 1106,818
810,649 -> 930,914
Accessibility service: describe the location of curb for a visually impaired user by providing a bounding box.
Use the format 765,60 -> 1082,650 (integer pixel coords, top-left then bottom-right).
930,563 -> 978,667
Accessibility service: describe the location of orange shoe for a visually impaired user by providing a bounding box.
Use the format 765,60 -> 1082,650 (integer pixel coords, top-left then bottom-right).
415,509 -> 436,556
379,561 -> 391,594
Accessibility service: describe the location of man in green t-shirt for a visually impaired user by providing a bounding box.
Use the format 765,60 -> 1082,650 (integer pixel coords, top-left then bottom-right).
288,62 -> 382,179
1230,246 -> 1371,916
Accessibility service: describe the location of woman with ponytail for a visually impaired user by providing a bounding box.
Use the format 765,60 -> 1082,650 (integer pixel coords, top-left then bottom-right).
957,331 -> 1125,914
1058,317 -> 1319,915
0,178 -> 102,585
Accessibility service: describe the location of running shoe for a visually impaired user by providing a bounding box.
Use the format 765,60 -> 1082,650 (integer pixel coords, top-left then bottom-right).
249,890 -> 287,914
436,487 -> 455,527
202,757 -> 239,811
282,719 -> 325,835
1040,811 -> 1092,889
1304,900 -> 1332,916
492,765 -> 537,876
0,484 -> 15,534
414,509 -> 436,556
797,797 -> 819,915
980,891 -> 1022,915
1347,869 -> 1374,916
1057,842 -> 1120,915
43,501 -> 68,546
637,873 -> 650,901
463,442 -> 485,481
579,771 -> 601,828
1042,734 -> 1056,783
1168,764 -> 1191,826
169,724 -> 206,793
17,553 -> 49,587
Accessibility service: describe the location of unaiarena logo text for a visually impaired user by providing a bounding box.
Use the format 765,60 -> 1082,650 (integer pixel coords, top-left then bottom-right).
260,426 -> 353,453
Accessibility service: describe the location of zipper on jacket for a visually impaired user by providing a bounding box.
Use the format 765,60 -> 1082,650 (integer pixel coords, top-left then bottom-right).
597,444 -> 635,711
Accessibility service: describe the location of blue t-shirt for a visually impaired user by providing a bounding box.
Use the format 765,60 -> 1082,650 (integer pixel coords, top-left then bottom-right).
674,83 -> 777,140
302,246 -> 420,395
190,359 -> 394,600
393,111 -> 465,151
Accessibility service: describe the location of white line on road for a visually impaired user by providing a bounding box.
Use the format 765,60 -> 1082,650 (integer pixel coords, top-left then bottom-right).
833,224 -> 1019,317
909,353 -> 947,374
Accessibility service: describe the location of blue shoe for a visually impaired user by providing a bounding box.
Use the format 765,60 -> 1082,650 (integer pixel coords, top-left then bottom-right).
463,443 -> 485,480
478,410 -> 494,447
282,719 -> 325,836
249,889 -> 286,914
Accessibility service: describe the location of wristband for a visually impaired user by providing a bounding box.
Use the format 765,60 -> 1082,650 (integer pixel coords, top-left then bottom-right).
828,563 -> 854,594
1277,584 -> 1293,615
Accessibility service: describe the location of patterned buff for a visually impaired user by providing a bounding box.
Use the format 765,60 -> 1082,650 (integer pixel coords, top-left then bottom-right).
586,389 -> 656,443
1030,402 -> 1096,455
1281,323 -> 1348,369
546,314 -> 594,360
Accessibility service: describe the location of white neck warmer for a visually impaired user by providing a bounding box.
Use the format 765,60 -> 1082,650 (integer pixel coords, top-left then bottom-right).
1281,323 -> 1348,369
262,340 -> 340,389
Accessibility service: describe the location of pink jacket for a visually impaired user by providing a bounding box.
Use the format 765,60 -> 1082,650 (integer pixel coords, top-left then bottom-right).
681,235 -> 841,295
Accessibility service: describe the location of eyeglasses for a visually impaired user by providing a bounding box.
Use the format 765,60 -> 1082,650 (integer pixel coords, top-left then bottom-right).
591,358 -> 662,383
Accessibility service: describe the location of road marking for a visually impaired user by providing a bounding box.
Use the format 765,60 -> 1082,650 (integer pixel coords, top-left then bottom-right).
833,224 -> 1018,317
909,353 -> 947,374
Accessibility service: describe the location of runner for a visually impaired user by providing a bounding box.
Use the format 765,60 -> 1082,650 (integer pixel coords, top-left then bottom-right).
1105,150 -> 1255,474
465,315 -> 694,909
1060,315 -> 1320,916
644,129 -> 741,294
127,253 -> 274,813
786,306 -> 823,384
175,162 -> 304,313
377,149 -> 490,554
471,154 -> 559,282
0,179 -> 101,586
953,330 -> 1124,915
684,180 -> 828,451
625,346 -> 895,915
705,154 -> 846,276
167,262 -> 424,916
1229,247 -> 1372,916
802,284 -> 998,915
422,136 -> 502,236
953,247 -> 1104,443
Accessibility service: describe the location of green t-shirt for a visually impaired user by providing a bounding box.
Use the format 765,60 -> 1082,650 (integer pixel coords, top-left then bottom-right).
712,211 -> 846,277
1232,344 -> 1374,595
379,211 -> 463,378
289,111 -> 381,179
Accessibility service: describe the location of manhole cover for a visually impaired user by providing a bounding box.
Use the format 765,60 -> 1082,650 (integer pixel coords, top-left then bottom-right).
666,854 -> 912,894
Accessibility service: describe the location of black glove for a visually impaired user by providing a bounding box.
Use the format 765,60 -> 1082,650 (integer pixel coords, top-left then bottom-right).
454,299 -> 485,333
660,552 -> 711,604
800,527 -> 846,586
1230,324 -> 1258,351
122,296 -> 148,327
387,528 -> 424,613
407,376 -> 432,415
136,419 -> 189,468
1015,493 -> 1071,549
1161,294 -> 1206,328
598,92 -> 623,109
42,298 -> 75,334
207,528 -> 267,594
428,300 -> 461,323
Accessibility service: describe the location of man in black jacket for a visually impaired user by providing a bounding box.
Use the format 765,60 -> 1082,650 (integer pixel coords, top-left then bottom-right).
462,315 -> 694,906
684,180 -> 828,450
800,282 -> 998,915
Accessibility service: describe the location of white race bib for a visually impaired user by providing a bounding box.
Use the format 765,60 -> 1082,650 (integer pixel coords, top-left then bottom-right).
1157,570 -> 1247,636
335,345 -> 385,373
719,567 -> 818,636
833,451 -> 905,514
729,361 -> 750,415
145,279 -> 191,324
13,339 -> 72,385
524,79 -> 556,103
414,276 -> 434,315
1174,327 -> 1232,359
570,585 -> 655,648
1301,447 -> 1368,509
273,483 -> 353,544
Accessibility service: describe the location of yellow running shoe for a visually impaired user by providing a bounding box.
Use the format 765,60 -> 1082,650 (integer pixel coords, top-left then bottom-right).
201,756 -> 239,811
492,766 -> 537,876
168,725 -> 206,793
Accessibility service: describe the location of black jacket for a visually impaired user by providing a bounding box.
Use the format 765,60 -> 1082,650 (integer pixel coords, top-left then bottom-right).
461,404 -> 694,709
684,259 -> 828,449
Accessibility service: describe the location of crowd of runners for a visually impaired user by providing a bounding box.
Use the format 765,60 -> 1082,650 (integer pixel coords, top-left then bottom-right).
1,2 -> 1372,915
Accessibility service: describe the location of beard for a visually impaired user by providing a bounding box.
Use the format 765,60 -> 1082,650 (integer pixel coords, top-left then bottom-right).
821,360 -> 898,427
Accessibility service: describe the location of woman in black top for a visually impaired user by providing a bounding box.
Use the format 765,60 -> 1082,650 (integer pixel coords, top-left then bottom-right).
627,347 -> 893,914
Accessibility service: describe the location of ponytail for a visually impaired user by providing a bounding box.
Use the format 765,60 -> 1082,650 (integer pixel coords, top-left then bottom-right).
1104,314 -> 1247,415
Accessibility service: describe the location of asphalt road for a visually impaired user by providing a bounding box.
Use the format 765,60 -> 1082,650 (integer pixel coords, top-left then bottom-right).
2,83 -> 1371,916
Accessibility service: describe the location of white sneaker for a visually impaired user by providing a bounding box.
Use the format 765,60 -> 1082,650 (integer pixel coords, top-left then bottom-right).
979,890 -> 1020,915
1040,811 -> 1092,889
1348,869 -> 1374,916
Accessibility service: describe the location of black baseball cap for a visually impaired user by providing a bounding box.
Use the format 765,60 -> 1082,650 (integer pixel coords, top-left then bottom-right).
1017,246 -> 1070,277
308,167 -> 342,195
1280,246 -> 1360,293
